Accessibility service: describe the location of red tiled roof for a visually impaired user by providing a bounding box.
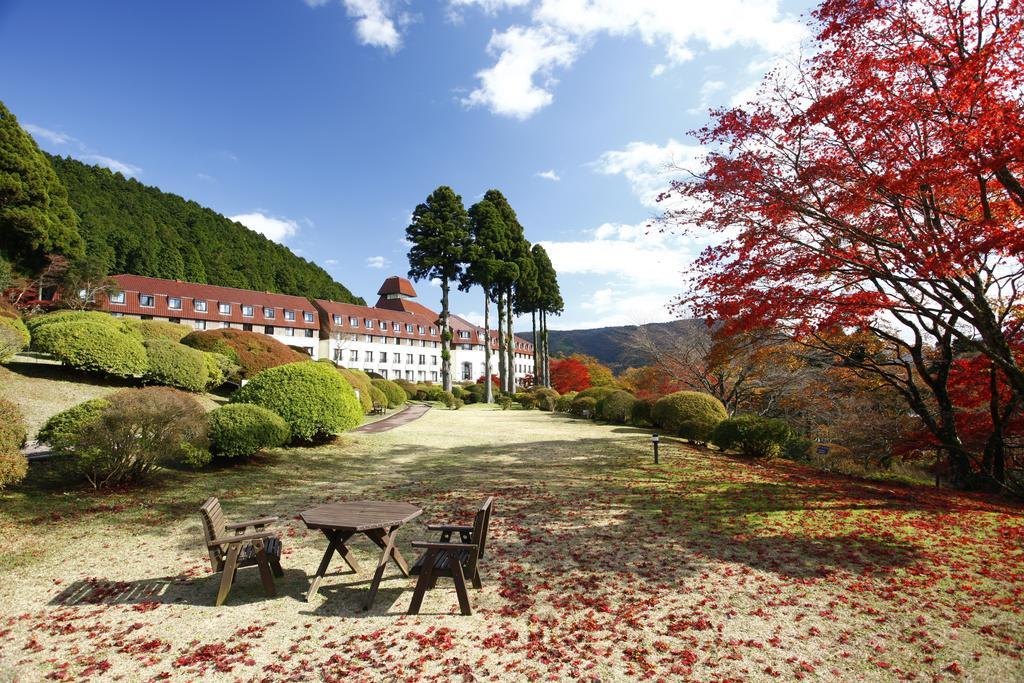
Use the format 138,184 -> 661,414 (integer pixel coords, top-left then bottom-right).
101,275 -> 318,329
377,276 -> 417,298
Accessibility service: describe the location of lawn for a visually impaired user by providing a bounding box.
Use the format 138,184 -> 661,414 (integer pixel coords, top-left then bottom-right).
1,402 -> 1023,681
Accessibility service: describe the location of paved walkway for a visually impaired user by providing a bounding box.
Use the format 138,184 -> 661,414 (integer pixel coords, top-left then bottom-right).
353,404 -> 431,433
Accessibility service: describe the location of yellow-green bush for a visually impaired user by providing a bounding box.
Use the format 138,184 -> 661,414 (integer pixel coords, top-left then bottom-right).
125,319 -> 192,341
144,339 -> 209,392
208,404 -> 290,458
232,362 -> 362,441
372,378 -> 407,408
32,320 -> 148,378
652,391 -> 728,444
597,390 -> 636,424
336,366 -> 374,413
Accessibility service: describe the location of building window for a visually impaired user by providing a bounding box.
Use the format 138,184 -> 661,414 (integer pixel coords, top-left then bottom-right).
139,294 -> 155,307
462,362 -> 472,380
218,302 -> 231,315
417,326 -> 424,334
350,350 -> 359,362
242,305 -> 254,317
406,371 -> 414,380
333,314 -> 342,325
431,372 -> 438,382
406,324 -> 414,332
365,319 -> 373,329
265,325 -> 275,335
109,291 -> 126,304
168,317 -> 181,324
431,356 -> 438,365
243,323 -> 253,331
263,307 -> 275,319
168,297 -> 181,310
380,369 -> 388,379
194,320 -> 207,330
303,311 -> 314,323
458,330 -> 470,339
406,354 -> 414,364
195,300 -> 208,312
393,322 -> 400,332
350,316 -> 359,326
430,327 -> 436,335
285,327 -> 295,336
380,352 -> 387,363
284,309 -> 295,321
418,371 -> 426,381
305,329 -> 314,337
366,351 -> 374,363
379,321 -> 386,330
418,354 -> 426,365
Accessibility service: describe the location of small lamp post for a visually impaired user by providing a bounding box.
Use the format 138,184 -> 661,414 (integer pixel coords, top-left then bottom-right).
651,432 -> 660,465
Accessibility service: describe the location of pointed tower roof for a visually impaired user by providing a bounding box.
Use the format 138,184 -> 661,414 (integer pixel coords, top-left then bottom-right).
377,276 -> 417,298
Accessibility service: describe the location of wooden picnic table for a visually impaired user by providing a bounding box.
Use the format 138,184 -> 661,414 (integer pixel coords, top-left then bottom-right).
300,500 -> 422,609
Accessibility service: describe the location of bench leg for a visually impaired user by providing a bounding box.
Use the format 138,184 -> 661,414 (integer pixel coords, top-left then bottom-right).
471,568 -> 482,590
270,557 -> 284,578
451,558 -> 472,616
256,548 -> 277,597
216,544 -> 241,607
407,549 -> 435,615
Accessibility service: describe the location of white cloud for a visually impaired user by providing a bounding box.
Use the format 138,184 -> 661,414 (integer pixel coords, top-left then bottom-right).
687,79 -> 726,114
230,211 -> 300,243
304,0 -> 403,51
462,25 -> 579,119
365,255 -> 391,268
324,258 -> 340,265
592,138 -> 705,207
535,169 -> 561,181
456,311 -> 486,327
24,124 -> 76,146
83,155 -> 143,177
461,0 -> 805,119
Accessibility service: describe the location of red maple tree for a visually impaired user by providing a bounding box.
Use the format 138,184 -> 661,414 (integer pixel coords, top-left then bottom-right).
549,357 -> 591,394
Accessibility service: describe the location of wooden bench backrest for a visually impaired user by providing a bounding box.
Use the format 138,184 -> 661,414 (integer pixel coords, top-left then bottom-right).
465,497 -> 493,577
199,497 -> 226,570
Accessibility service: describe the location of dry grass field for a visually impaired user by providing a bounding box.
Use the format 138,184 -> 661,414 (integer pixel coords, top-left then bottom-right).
1,383 -> 1022,681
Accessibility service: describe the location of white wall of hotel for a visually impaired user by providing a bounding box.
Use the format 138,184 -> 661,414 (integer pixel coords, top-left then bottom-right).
108,312 -> 320,359
319,332 -> 534,384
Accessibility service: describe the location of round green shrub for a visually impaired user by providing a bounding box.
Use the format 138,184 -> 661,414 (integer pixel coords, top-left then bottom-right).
441,390 -> 456,409
372,378 -> 407,408
711,415 -> 793,458
571,396 -> 598,417
0,398 -> 27,453
0,449 -> 28,490
652,391 -> 728,443
144,339 -> 209,391
337,366 -> 374,413
32,320 -> 148,378
125,319 -> 192,341
597,390 -> 636,424
463,383 -> 485,404
25,310 -> 128,335
232,361 -> 362,441
208,404 -> 290,458
783,435 -> 814,462
555,391 -> 577,412
451,386 -> 465,400
630,398 -> 655,426
37,398 -> 111,450
0,315 -> 30,346
497,395 -> 512,410
575,386 -> 617,403
531,387 -> 560,412
395,379 -> 417,400
369,385 -> 388,409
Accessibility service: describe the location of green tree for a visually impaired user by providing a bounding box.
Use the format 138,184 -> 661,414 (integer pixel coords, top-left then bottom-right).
513,242 -> 540,386
406,186 -> 470,391
0,101 -> 84,272
532,244 -> 562,387
483,189 -> 526,393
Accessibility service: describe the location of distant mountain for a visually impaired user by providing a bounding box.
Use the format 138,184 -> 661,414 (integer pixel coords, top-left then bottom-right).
48,154 -> 365,304
520,319 -> 706,372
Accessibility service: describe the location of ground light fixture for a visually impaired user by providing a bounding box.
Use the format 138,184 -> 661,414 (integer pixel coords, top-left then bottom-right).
651,432 -> 660,465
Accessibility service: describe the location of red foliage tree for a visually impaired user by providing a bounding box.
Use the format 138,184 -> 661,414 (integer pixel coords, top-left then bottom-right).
549,357 -> 591,394
666,0 -> 1024,485
477,374 -> 500,387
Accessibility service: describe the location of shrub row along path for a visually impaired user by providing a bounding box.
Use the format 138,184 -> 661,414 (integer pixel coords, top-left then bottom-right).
1,406 -> 1023,681
353,403 -> 431,434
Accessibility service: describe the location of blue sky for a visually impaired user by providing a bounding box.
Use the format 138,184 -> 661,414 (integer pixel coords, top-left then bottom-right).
0,0 -> 811,329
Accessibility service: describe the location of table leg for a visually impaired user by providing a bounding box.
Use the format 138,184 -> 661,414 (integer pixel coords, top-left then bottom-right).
364,527 -> 402,610
307,529 -> 356,602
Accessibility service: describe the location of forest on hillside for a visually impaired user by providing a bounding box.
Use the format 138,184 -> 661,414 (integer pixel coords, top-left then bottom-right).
47,154 -> 364,304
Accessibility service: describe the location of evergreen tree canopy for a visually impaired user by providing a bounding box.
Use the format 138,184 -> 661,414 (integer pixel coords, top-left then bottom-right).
532,243 -> 563,314
462,199 -> 512,296
0,101 -> 84,273
406,186 -> 470,286
47,154 -> 363,303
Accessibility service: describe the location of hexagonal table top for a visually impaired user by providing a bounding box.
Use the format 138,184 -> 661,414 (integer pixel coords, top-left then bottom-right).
300,500 -> 422,532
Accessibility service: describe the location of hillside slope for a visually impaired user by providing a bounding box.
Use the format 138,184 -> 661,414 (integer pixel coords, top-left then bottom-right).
48,155 -> 364,304
525,319 -> 706,372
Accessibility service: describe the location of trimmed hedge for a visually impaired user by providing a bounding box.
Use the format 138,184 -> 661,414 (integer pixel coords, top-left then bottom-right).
125,319 -> 192,341
597,390 -> 636,424
144,339 -> 209,391
555,391 -> 577,412
369,385 -> 388,410
232,362 -> 362,441
372,378 -> 407,408
25,310 -> 129,335
37,398 -> 111,450
652,391 -> 728,443
571,396 -> 598,417
336,366 -> 374,413
0,321 -> 24,363
0,398 -> 28,489
630,398 -> 655,426
395,379 -> 417,400
531,387 -> 560,412
711,415 -> 793,458
33,320 -> 148,377
182,328 -> 308,379
209,404 -> 290,458
0,315 -> 30,346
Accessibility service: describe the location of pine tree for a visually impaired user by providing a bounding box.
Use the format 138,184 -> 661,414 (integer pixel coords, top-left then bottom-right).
532,244 -> 562,387
406,186 -> 470,392
462,199 -> 508,403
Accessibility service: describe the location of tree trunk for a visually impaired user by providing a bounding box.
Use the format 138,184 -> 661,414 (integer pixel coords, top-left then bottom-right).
542,309 -> 551,388
531,310 -> 539,387
496,290 -> 506,393
483,290 -> 493,404
440,280 -> 452,392
505,290 -> 515,393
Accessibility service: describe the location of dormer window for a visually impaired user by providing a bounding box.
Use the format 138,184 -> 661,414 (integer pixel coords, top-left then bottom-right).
284,309 -> 296,321
350,316 -> 359,326
405,324 -> 414,333
263,307 -> 276,319
194,300 -> 208,312
365,319 -> 373,329
168,297 -> 182,310
242,305 -> 254,317
393,322 -> 400,332
218,302 -> 231,315
417,326 -> 424,334
139,294 -> 155,308
109,291 -> 125,304
430,327 -> 437,335
303,312 -> 314,323
333,314 -> 342,325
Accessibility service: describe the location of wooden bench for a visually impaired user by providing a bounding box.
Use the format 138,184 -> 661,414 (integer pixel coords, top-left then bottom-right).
371,402 -> 386,416
407,497 -> 493,616
199,497 -> 283,606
